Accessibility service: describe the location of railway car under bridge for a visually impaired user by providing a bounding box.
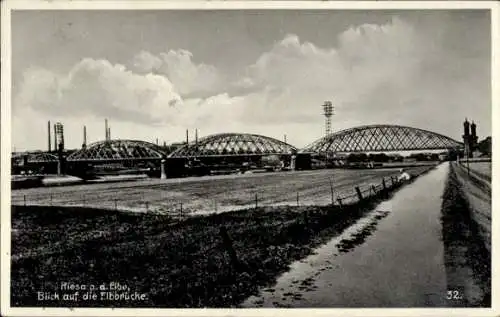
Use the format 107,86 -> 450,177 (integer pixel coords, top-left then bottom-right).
66,140 -> 168,179
297,124 -> 464,170
166,133 -> 298,177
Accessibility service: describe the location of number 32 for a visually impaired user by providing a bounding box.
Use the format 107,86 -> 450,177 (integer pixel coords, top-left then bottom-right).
447,290 -> 462,300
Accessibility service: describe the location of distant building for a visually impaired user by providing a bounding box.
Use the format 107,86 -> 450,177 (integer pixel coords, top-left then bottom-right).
462,119 -> 479,158
477,136 -> 492,157
54,122 -> 64,151
403,157 -> 417,163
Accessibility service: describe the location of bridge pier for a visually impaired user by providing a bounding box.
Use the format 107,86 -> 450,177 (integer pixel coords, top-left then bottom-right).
290,155 -> 297,171
160,159 -> 167,179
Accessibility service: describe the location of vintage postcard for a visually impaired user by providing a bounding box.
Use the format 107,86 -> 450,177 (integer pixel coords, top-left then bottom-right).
1,1 -> 498,316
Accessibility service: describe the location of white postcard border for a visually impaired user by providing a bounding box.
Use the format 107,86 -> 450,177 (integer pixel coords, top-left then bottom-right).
1,1 -> 499,316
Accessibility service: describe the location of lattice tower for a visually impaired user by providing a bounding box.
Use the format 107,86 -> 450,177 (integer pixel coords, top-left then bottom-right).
322,101 -> 334,137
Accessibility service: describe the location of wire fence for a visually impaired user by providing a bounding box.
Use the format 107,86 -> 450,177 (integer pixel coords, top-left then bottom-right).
456,160 -> 492,183
11,173 -> 411,221
454,162 -> 491,197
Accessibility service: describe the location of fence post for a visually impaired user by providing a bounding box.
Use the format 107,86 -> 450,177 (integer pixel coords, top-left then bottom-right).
337,198 -> 343,208
382,178 -> 388,198
23,195 -> 26,206
303,209 -> 309,227
50,193 -> 53,206
82,194 -> 85,206
296,192 -> 299,206
355,186 -> 363,201
180,202 -> 183,219
145,201 -> 149,212
219,226 -> 240,270
329,178 -> 334,205
255,193 -> 258,209
114,199 -> 117,210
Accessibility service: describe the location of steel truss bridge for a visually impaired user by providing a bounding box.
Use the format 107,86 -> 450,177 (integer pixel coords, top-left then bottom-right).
301,124 -> 463,154
168,133 -> 297,158
67,140 -> 166,162
34,125 -> 462,164
12,152 -> 59,164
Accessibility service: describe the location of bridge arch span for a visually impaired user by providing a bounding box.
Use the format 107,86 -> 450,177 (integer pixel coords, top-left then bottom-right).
300,124 -> 463,154
168,133 -> 297,158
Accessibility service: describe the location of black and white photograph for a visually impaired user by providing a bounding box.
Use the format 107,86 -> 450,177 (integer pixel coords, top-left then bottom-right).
1,1 -> 498,315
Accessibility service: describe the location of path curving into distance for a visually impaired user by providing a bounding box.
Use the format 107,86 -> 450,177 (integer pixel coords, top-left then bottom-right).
242,163 -> 451,308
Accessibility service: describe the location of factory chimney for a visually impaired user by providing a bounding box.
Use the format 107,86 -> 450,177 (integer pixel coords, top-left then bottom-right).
83,125 -> 87,148
53,124 -> 57,152
105,119 -> 109,141
48,121 -> 51,152
186,129 -> 189,144
195,129 -> 198,146
108,127 -> 111,140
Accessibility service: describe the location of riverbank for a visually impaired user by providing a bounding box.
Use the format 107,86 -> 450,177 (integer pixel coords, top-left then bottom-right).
11,166 -> 436,308
440,163 -> 491,307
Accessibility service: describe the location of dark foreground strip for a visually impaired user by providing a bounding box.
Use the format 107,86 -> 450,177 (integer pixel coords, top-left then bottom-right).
11,166 -> 435,308
440,163 -> 491,307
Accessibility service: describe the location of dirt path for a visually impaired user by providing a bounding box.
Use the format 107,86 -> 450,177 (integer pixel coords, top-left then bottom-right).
242,163 -> 450,307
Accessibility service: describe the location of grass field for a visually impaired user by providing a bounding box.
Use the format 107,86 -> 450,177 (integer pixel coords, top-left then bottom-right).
466,162 -> 492,179
10,200 -> 391,307
11,166 -> 434,216
10,166 -> 436,308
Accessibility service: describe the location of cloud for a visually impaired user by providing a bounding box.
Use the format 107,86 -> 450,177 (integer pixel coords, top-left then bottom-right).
132,49 -> 224,97
12,15 -> 490,151
240,18 -> 426,121
231,15 -> 489,143
14,58 -> 182,125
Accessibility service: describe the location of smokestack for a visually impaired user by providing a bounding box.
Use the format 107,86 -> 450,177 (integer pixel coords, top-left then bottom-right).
195,129 -> 198,145
83,126 -> 87,147
156,138 -> 158,145
108,127 -> 111,140
284,134 -> 287,144
186,129 -> 189,144
53,124 -> 57,152
105,119 -> 108,140
48,121 -> 51,152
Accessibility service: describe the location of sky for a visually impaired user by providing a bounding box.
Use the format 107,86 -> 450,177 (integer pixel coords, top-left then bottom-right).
11,9 -> 492,151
